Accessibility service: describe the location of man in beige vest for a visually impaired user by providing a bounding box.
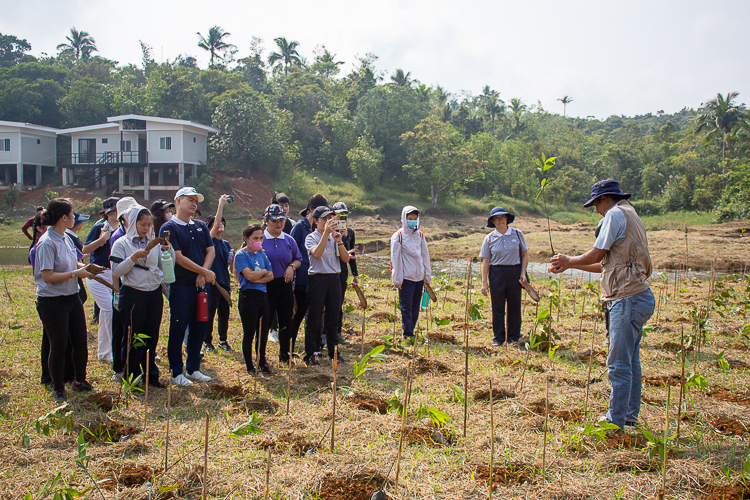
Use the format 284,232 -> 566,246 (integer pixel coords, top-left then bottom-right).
550,180 -> 655,430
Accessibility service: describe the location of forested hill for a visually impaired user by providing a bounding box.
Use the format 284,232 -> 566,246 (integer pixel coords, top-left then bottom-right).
1,30 -> 749,222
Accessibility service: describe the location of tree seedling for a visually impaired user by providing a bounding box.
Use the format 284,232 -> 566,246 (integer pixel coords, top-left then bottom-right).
34,404 -> 74,436
229,412 -> 264,438
534,154 -> 557,255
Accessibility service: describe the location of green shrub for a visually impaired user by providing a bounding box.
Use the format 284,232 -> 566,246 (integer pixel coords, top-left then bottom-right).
713,187 -> 750,223
631,199 -> 663,217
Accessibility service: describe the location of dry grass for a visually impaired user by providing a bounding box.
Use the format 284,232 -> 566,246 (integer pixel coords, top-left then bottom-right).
0,254 -> 749,499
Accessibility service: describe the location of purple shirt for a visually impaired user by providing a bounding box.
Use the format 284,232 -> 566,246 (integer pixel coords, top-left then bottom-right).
110,227 -> 125,250
262,229 -> 303,279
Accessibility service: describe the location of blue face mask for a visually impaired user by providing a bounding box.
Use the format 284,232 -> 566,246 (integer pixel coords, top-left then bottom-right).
407,220 -> 418,229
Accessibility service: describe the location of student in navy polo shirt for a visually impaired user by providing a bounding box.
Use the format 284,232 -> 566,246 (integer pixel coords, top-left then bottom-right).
159,187 -> 216,387
204,194 -> 234,353
83,197 -> 119,363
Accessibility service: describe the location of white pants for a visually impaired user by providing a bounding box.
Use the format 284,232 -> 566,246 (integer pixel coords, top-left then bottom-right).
87,269 -> 113,362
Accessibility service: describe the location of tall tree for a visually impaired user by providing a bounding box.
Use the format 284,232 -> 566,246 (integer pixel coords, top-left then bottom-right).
0,33 -> 31,68
506,98 -> 528,140
267,37 -> 301,74
197,26 -> 235,66
558,95 -> 574,117
391,68 -> 414,87
695,91 -> 749,173
56,27 -> 97,62
481,86 -> 504,136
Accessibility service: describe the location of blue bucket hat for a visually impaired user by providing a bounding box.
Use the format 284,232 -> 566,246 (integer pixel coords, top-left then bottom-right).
486,206 -> 515,227
73,212 -> 90,226
583,179 -> 631,208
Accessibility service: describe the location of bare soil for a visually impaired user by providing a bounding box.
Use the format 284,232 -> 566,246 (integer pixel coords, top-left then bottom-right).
347,392 -> 389,414
317,472 -> 391,500
258,431 -> 317,456
643,374 -> 683,387
475,463 -> 534,487
702,483 -> 750,500
711,415 -> 748,436
100,462 -> 157,490
706,386 -> 750,406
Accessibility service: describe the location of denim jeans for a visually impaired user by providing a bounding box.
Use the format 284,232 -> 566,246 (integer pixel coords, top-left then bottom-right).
398,279 -> 424,338
168,284 -> 209,377
605,288 -> 655,428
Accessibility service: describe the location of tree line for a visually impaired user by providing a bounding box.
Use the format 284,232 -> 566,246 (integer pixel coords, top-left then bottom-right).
1,28 -> 749,220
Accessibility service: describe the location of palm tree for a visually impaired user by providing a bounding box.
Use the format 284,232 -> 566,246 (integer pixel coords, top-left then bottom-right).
391,69 -> 414,87
557,95 -> 574,117
695,92 -> 749,173
505,98 -> 528,140
267,37 -> 301,74
197,26 -> 235,66
56,27 -> 97,61
481,86 -> 504,136
315,47 -> 343,66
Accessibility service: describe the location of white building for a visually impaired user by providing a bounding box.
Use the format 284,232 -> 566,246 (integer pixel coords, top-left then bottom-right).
0,121 -> 58,191
58,115 -> 219,200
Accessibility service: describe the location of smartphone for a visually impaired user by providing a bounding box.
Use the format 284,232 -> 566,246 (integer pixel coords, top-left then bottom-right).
336,220 -> 346,230
162,230 -> 170,243
226,195 -> 234,203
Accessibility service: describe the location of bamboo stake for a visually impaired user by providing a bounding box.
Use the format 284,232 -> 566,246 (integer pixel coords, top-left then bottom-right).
542,376 -> 549,478
360,309 -> 366,357
659,386 -> 672,500
394,358 -> 413,495
655,284 -> 663,326
202,411 -> 209,500
331,346 -> 338,453
463,260 -> 472,438
286,351 -> 292,415
577,292 -> 588,346
263,447 -> 271,500
164,379 -> 171,469
489,379 -> 495,500
676,326 -> 685,440
583,317 -> 599,418
143,349 -> 149,434
393,288 -> 398,342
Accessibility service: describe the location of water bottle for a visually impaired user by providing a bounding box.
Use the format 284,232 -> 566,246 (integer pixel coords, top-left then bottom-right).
161,250 -> 175,284
421,290 -> 430,310
197,286 -> 208,322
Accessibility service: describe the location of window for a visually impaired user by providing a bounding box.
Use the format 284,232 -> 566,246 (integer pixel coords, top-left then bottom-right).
102,138 -> 108,144
193,137 -> 196,143
0,139 -> 9,152
37,139 -> 41,144
160,137 -> 172,150
121,140 -> 132,151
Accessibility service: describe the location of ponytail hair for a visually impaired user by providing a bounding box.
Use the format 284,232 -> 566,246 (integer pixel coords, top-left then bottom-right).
41,198 -> 73,227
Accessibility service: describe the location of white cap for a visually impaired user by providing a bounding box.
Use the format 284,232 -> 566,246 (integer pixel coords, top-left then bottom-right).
116,197 -> 138,218
174,186 -> 204,203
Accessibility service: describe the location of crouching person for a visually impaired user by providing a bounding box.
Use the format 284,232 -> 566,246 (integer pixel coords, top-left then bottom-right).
111,204 -> 174,388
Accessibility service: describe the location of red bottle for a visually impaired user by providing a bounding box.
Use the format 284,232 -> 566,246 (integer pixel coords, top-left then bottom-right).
197,286 -> 208,322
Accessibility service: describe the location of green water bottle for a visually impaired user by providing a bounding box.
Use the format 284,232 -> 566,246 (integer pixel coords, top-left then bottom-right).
421,290 -> 430,309
161,249 -> 175,284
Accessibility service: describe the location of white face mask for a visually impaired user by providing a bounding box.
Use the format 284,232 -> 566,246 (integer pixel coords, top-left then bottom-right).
165,212 -> 173,221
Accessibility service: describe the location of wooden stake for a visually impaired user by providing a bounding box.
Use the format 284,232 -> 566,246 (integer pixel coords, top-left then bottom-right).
676,326 -> 685,440
263,447 -> 271,500
202,411 -> 209,500
463,260 -> 472,439
584,317 -> 598,418
489,379 -> 495,500
660,386 -> 671,500
394,358 -> 413,495
164,379 -> 171,469
655,284 -> 663,326
286,351 -> 292,415
577,292 -> 588,346
542,376 -> 549,478
143,349 -> 149,434
331,346 -> 338,453
360,309 -> 366,357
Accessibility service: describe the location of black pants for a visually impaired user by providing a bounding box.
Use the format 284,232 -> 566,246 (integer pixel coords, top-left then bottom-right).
40,326 -> 74,385
205,283 -> 230,345
268,278 -> 294,362
120,286 -> 163,382
337,270 -> 349,334
489,264 -> 523,343
36,294 -> 88,392
238,289 -> 270,371
305,273 -> 342,358
111,299 -> 125,373
398,279 -> 424,337
291,284 -> 308,354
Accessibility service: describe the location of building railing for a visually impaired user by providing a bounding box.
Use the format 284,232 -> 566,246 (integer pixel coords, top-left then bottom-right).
59,151 -> 148,166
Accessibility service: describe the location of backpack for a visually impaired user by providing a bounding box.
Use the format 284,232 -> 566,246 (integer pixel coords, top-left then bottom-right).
390,228 -> 424,275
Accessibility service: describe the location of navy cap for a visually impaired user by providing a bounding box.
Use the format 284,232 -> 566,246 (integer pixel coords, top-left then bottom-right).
312,205 -> 334,220
583,180 -> 631,208
486,206 -> 515,227
102,197 -> 119,214
73,212 -> 90,226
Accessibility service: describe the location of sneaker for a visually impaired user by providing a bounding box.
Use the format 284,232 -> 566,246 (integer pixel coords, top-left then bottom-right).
624,420 -> 638,430
186,370 -> 212,382
204,343 -> 215,353
111,371 -> 124,382
329,353 -> 346,363
73,380 -> 95,392
492,340 -> 502,347
304,355 -> 320,367
172,374 -> 193,386
269,330 -> 279,343
53,390 -> 66,402
259,362 -> 273,375
218,341 -> 232,352
336,334 -> 350,345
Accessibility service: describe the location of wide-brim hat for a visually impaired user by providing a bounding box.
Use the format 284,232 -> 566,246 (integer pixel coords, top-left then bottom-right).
583,179 -> 631,208
486,206 -> 515,227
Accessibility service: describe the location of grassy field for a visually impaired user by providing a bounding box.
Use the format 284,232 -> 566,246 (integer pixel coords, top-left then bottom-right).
0,262 -> 749,499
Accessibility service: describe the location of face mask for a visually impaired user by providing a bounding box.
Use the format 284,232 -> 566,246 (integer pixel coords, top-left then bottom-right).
407,220 -> 418,229
165,212 -> 173,221
248,240 -> 262,252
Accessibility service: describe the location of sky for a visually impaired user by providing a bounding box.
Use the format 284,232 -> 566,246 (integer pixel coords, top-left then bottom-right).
3,0 -> 750,119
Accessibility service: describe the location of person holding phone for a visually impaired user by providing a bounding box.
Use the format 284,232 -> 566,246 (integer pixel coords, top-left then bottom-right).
204,194 -> 234,353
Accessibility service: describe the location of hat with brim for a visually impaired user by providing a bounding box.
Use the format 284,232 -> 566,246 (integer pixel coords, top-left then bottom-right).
103,197 -> 119,214
311,205 -> 334,220
116,197 -> 137,219
150,200 -> 175,213
175,186 -> 205,203
264,204 -> 287,221
73,212 -> 90,226
583,179 -> 631,208
486,206 -> 515,227
300,195 -> 329,217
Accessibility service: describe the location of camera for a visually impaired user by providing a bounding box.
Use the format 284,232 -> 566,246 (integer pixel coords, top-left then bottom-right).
226,195 -> 234,204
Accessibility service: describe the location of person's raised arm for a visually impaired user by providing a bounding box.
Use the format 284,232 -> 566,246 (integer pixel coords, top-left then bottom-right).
210,195 -> 229,240
333,230 -> 350,263
309,221 -> 333,260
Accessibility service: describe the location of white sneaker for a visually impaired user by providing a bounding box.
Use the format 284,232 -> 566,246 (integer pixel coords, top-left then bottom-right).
269,330 -> 279,343
111,371 -> 123,382
186,370 -> 212,382
172,374 -> 194,386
